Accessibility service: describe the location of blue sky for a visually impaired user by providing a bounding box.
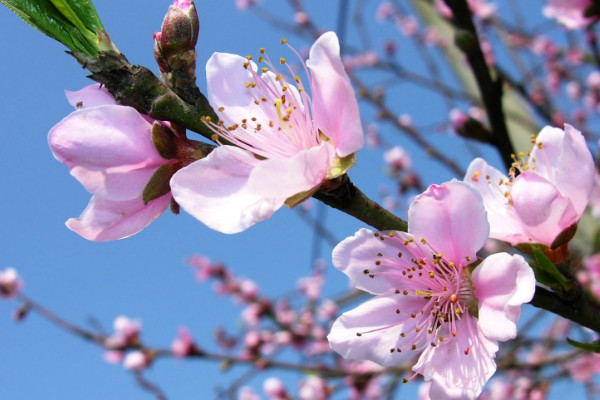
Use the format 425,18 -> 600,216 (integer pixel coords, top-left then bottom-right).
0,0 -> 589,399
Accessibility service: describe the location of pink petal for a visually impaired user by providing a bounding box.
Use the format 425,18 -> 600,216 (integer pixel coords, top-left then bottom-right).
66,194 -> 171,241
49,106 -> 164,200
248,142 -> 334,199
332,228 -> 438,295
327,293 -> 425,367
414,316 -> 498,400
511,172 -> 578,245
532,124 -> 594,216
473,253 -> 535,342
307,31 -> 364,157
170,146 -> 285,234
206,53 -> 272,129
465,158 -> 530,244
408,181 -> 489,266
65,84 -> 117,109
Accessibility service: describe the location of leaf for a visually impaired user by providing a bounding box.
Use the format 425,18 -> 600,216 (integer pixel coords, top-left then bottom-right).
142,164 -> 176,205
567,337 -> 600,353
0,0 -> 104,55
531,247 -> 570,291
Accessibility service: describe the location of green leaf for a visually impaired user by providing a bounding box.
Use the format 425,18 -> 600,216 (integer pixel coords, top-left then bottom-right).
567,337 -> 600,353
0,0 -> 106,55
142,164 -> 176,205
531,247 -> 570,291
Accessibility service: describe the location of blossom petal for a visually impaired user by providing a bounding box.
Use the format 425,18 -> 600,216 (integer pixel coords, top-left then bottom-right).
414,316 -> 498,400
248,142 -> 334,199
206,52 -> 271,128
531,124 -> 594,216
409,181 -> 489,266
511,172 -> 578,245
65,84 -> 117,109
49,105 -> 164,200
307,31 -> 363,157
332,228 -> 440,295
170,146 -> 285,234
473,253 -> 535,342
328,293 -> 425,367
66,194 -> 170,241
465,158 -> 530,244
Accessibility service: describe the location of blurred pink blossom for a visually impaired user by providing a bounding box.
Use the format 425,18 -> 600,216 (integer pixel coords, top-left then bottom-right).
0,268 -> 22,299
123,350 -> 151,371
172,326 -> 197,357
543,0 -> 596,30
384,146 -> 412,172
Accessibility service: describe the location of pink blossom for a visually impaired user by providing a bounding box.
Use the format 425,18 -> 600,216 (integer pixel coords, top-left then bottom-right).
465,124 -> 594,246
263,377 -> 287,399
327,182 -> 535,399
238,387 -> 261,400
236,0 -> 260,10
565,353 -> 600,382
298,376 -> 329,400
172,326 -> 196,357
170,32 -> 363,233
0,268 -> 22,299
48,84 -> 171,241
434,0 -> 496,20
384,146 -> 412,171
104,315 -> 141,350
543,0 -> 596,30
123,350 -> 151,371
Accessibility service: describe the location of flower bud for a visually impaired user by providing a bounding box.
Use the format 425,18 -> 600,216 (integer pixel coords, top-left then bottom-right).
154,0 -> 199,73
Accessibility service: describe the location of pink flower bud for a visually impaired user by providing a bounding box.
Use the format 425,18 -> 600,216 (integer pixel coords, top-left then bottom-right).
123,351 -> 152,371
0,268 -> 22,299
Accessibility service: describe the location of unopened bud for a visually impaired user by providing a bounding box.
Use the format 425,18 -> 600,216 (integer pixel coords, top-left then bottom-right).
155,0 -> 199,71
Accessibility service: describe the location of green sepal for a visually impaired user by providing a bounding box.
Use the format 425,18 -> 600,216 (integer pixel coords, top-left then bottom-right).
531,247 -> 569,291
284,186 -> 320,208
142,164 -> 176,205
0,0 -> 106,55
567,337 -> 600,353
326,153 -> 356,179
151,122 -> 177,159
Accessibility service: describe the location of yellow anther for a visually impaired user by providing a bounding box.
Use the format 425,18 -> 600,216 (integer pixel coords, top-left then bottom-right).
261,67 -> 268,73
281,38 -> 288,44
259,47 -> 265,54
258,56 -> 264,62
246,55 -> 252,60
280,57 -> 286,64
218,107 -> 225,112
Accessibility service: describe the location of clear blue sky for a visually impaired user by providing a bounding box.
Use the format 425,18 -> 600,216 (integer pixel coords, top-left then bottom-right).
0,0 -> 587,399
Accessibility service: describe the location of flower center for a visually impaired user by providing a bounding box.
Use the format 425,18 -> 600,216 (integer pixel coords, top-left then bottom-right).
202,40 -> 323,160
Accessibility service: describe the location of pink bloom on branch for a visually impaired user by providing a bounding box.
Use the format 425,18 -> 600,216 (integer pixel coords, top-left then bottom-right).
48,84 -> 171,241
543,0 -> 596,30
465,124 -> 594,247
327,182 -> 535,399
0,268 -> 22,299
170,32 -> 364,233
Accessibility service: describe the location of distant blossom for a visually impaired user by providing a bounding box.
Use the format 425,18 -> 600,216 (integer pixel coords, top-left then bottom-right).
543,0 -> 596,30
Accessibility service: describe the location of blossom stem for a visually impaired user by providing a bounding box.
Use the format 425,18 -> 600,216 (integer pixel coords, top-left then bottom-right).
315,174 -> 408,232
530,286 -> 600,334
443,0 -> 515,169
71,50 -> 218,141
